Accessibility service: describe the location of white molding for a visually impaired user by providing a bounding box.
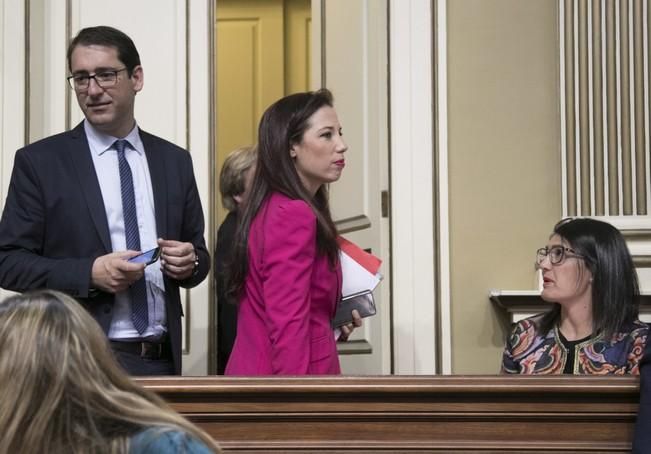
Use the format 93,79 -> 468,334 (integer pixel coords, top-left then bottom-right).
183,0 -> 212,376
310,0 -> 323,88
0,0 -> 26,301
559,0 -> 568,217
1,1 -> 26,197
616,0 -> 623,212
175,0 -> 188,149
591,215 -> 651,230
42,0 -> 68,138
628,0 -> 637,211
389,0 -> 438,374
602,0 -> 610,215
573,0 -> 581,213
645,0 -> 651,212
436,0 -> 451,375
587,0 -> 595,215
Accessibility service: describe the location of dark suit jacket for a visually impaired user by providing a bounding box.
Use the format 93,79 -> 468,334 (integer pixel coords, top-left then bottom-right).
0,122 -> 210,374
633,343 -> 651,452
215,210 -> 238,375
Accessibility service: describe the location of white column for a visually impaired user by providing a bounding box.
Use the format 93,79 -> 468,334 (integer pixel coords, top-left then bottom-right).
1,0 -> 26,197
185,0 -> 214,375
0,0 -> 26,301
390,0 -> 450,374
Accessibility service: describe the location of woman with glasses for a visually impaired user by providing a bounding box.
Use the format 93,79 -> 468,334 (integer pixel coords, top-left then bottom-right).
501,217 -> 648,374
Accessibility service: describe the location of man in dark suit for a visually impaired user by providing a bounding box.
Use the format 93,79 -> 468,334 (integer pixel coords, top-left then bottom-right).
0,26 -> 209,375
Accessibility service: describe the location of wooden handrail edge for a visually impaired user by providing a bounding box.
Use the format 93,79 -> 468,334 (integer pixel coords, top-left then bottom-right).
136,375 -> 640,395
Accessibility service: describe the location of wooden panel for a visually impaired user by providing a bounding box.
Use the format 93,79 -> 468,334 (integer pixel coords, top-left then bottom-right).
217,20 -> 260,150
215,0 -> 285,225
284,0 -> 311,94
138,375 -> 640,452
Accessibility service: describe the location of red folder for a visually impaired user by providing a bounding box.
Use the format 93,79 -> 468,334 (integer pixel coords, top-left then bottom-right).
337,236 -> 382,275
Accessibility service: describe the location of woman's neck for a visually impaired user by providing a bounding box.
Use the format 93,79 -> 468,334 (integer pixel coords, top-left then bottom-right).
558,296 -> 593,340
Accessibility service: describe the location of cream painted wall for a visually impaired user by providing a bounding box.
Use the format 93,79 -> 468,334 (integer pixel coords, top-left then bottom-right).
447,0 -> 562,373
1,0 -> 26,202
1,0 -> 213,375
0,0 -> 579,376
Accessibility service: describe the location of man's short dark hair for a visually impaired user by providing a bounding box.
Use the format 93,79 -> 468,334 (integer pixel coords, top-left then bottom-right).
66,26 -> 141,75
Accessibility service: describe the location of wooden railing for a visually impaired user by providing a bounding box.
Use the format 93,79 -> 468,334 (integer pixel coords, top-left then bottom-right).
136,375 -> 641,452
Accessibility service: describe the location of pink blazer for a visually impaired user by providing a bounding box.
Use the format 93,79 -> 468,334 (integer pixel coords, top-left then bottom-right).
225,192 -> 342,375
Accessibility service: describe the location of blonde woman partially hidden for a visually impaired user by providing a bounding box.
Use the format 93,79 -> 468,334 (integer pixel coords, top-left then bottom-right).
0,290 -> 220,454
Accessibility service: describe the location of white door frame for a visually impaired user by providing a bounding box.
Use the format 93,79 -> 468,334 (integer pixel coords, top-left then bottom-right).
389,0 -> 451,374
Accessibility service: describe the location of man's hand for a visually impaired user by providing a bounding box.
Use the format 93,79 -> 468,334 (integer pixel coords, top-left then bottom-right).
91,251 -> 146,294
158,238 -> 196,281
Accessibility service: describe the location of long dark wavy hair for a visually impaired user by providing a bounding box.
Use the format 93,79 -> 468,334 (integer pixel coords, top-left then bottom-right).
226,89 -> 340,301
538,218 -> 640,340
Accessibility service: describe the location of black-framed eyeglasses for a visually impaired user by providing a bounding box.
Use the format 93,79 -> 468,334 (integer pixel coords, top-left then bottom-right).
67,68 -> 128,90
535,245 -> 585,267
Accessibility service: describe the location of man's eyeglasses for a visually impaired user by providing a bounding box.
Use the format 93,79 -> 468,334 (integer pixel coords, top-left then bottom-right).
535,245 -> 584,267
67,68 -> 128,91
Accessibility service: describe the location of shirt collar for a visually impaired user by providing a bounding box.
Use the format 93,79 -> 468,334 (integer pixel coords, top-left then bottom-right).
84,120 -> 144,156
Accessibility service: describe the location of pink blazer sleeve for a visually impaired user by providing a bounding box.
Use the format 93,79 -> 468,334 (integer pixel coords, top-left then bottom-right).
260,198 -> 317,374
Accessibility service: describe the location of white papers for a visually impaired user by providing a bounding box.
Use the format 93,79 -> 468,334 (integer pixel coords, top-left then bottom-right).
333,240 -> 383,337
340,250 -> 382,297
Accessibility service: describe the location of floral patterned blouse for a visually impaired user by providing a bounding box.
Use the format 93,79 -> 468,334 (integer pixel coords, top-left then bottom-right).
501,314 -> 648,375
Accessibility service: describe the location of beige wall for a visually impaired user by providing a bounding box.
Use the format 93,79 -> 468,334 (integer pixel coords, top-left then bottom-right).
1,0 -> 571,375
447,0 -> 562,373
2,0 -> 214,375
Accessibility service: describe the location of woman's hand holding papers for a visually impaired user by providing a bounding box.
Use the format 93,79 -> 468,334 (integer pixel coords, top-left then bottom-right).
338,309 -> 363,341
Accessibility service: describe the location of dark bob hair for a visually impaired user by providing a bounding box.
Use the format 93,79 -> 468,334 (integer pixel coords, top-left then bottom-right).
538,217 -> 640,339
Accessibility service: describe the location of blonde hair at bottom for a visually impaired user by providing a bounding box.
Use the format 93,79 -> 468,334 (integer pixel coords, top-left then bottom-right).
0,290 -> 220,454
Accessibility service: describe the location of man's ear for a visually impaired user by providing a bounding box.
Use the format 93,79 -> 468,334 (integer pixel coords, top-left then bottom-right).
131,65 -> 144,93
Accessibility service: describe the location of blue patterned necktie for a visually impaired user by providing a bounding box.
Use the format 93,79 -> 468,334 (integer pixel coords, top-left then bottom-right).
115,139 -> 149,334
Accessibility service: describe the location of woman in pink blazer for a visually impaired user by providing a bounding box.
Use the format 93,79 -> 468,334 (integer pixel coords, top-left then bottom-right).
225,89 -> 352,375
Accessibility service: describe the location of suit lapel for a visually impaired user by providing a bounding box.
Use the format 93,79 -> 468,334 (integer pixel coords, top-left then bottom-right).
68,122 -> 112,252
140,130 -> 168,239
